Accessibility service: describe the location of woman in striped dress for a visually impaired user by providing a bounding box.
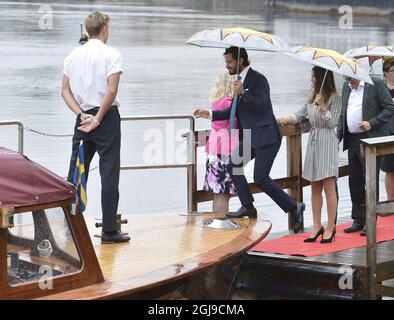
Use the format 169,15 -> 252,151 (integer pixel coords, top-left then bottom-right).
277,66 -> 341,243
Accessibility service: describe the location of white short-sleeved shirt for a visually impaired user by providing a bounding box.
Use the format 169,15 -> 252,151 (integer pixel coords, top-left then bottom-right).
347,81 -> 365,133
63,39 -> 123,111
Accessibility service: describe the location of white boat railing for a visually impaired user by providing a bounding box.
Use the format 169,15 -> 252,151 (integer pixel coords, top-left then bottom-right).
120,115 -> 196,214
0,120 -> 24,154
0,115 -> 197,214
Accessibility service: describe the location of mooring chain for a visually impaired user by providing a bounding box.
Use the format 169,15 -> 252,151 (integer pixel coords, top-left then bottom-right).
25,126 -> 98,174
25,126 -> 73,138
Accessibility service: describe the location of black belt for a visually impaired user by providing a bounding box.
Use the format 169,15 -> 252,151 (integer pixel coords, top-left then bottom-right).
86,106 -> 118,113
90,105 -> 117,110
349,132 -> 367,136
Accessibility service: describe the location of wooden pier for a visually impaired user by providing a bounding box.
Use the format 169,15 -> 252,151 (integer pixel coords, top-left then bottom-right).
192,121 -> 394,300
229,232 -> 394,299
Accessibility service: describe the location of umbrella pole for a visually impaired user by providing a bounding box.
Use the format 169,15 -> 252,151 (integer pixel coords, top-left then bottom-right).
229,47 -> 241,133
318,69 -> 328,96
236,47 -> 240,76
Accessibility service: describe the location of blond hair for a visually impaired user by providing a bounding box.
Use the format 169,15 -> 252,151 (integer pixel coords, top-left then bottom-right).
85,11 -> 110,37
209,71 -> 235,103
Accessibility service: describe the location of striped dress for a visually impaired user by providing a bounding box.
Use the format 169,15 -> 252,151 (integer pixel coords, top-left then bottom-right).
292,93 -> 342,182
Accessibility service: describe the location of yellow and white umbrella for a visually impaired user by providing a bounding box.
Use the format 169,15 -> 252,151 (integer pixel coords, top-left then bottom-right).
288,46 -> 373,85
186,27 -> 289,52
187,27 -> 290,131
344,45 -> 394,60
344,45 -> 394,73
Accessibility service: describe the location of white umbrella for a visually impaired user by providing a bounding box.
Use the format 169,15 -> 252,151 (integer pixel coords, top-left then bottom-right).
186,27 -> 290,53
288,46 -> 373,85
187,27 -> 290,130
344,45 -> 394,77
344,45 -> 394,61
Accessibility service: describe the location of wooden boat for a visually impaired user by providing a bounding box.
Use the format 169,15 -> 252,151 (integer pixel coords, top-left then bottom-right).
0,147 -> 270,300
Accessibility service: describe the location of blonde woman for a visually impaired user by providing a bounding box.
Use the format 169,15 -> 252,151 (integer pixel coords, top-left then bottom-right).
202,71 -> 238,213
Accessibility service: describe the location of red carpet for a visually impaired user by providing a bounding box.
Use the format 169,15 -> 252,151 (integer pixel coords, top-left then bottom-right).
251,215 -> 394,257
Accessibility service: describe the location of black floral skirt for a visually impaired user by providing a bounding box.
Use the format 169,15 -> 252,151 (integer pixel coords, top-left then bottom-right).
203,154 -> 237,195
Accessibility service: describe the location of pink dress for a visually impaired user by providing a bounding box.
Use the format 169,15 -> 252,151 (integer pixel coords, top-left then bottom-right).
203,96 -> 239,195
205,96 -> 239,156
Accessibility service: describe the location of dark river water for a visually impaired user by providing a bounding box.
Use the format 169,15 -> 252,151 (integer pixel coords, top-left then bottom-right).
0,0 -> 391,232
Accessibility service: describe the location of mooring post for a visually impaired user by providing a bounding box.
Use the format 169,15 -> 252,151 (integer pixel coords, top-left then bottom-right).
365,145 -> 378,299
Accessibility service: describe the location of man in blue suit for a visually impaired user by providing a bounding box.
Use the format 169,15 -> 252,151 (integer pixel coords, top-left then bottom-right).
194,46 -> 305,233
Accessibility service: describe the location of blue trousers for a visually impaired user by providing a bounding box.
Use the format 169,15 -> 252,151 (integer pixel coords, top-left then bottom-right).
228,139 -> 297,213
67,107 -> 121,232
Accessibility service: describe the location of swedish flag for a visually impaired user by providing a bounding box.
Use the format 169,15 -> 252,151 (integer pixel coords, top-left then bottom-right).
73,142 -> 87,213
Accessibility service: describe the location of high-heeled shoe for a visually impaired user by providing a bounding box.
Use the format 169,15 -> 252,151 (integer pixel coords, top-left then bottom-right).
320,228 -> 336,243
304,226 -> 324,242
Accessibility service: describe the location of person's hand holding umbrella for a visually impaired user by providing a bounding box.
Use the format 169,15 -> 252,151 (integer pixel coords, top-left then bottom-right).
233,78 -> 244,96
314,94 -> 328,114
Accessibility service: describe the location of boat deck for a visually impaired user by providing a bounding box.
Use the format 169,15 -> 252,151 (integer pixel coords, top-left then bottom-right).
40,212 -> 271,299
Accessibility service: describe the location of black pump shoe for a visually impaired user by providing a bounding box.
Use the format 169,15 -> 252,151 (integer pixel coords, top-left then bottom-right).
320,228 -> 336,244
304,226 -> 324,243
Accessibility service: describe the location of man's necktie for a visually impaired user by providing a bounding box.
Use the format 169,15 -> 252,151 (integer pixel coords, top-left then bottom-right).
229,95 -> 238,133
230,75 -> 241,134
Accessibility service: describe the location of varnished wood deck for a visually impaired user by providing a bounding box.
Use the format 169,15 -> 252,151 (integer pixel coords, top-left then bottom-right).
40,212 -> 271,299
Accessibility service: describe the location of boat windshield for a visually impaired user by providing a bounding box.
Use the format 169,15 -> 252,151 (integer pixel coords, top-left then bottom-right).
7,207 -> 82,287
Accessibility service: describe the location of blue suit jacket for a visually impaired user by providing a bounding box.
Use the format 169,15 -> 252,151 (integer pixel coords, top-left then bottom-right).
212,68 -> 281,148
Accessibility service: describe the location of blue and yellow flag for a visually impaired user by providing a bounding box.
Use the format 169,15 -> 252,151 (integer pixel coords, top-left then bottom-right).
73,142 -> 87,213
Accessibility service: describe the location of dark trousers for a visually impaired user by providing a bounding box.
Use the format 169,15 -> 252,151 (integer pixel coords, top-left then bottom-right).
67,107 -> 121,232
347,133 -> 381,225
228,139 -> 297,213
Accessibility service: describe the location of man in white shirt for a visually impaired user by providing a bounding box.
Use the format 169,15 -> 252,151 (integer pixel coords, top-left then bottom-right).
338,76 -> 394,235
61,11 -> 129,244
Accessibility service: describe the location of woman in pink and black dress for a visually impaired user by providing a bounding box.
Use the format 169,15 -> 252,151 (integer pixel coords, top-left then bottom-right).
203,71 -> 239,214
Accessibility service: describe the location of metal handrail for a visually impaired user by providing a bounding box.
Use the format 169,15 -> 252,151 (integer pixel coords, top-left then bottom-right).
0,120 -> 24,154
120,115 -> 196,213
0,116 -> 196,214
